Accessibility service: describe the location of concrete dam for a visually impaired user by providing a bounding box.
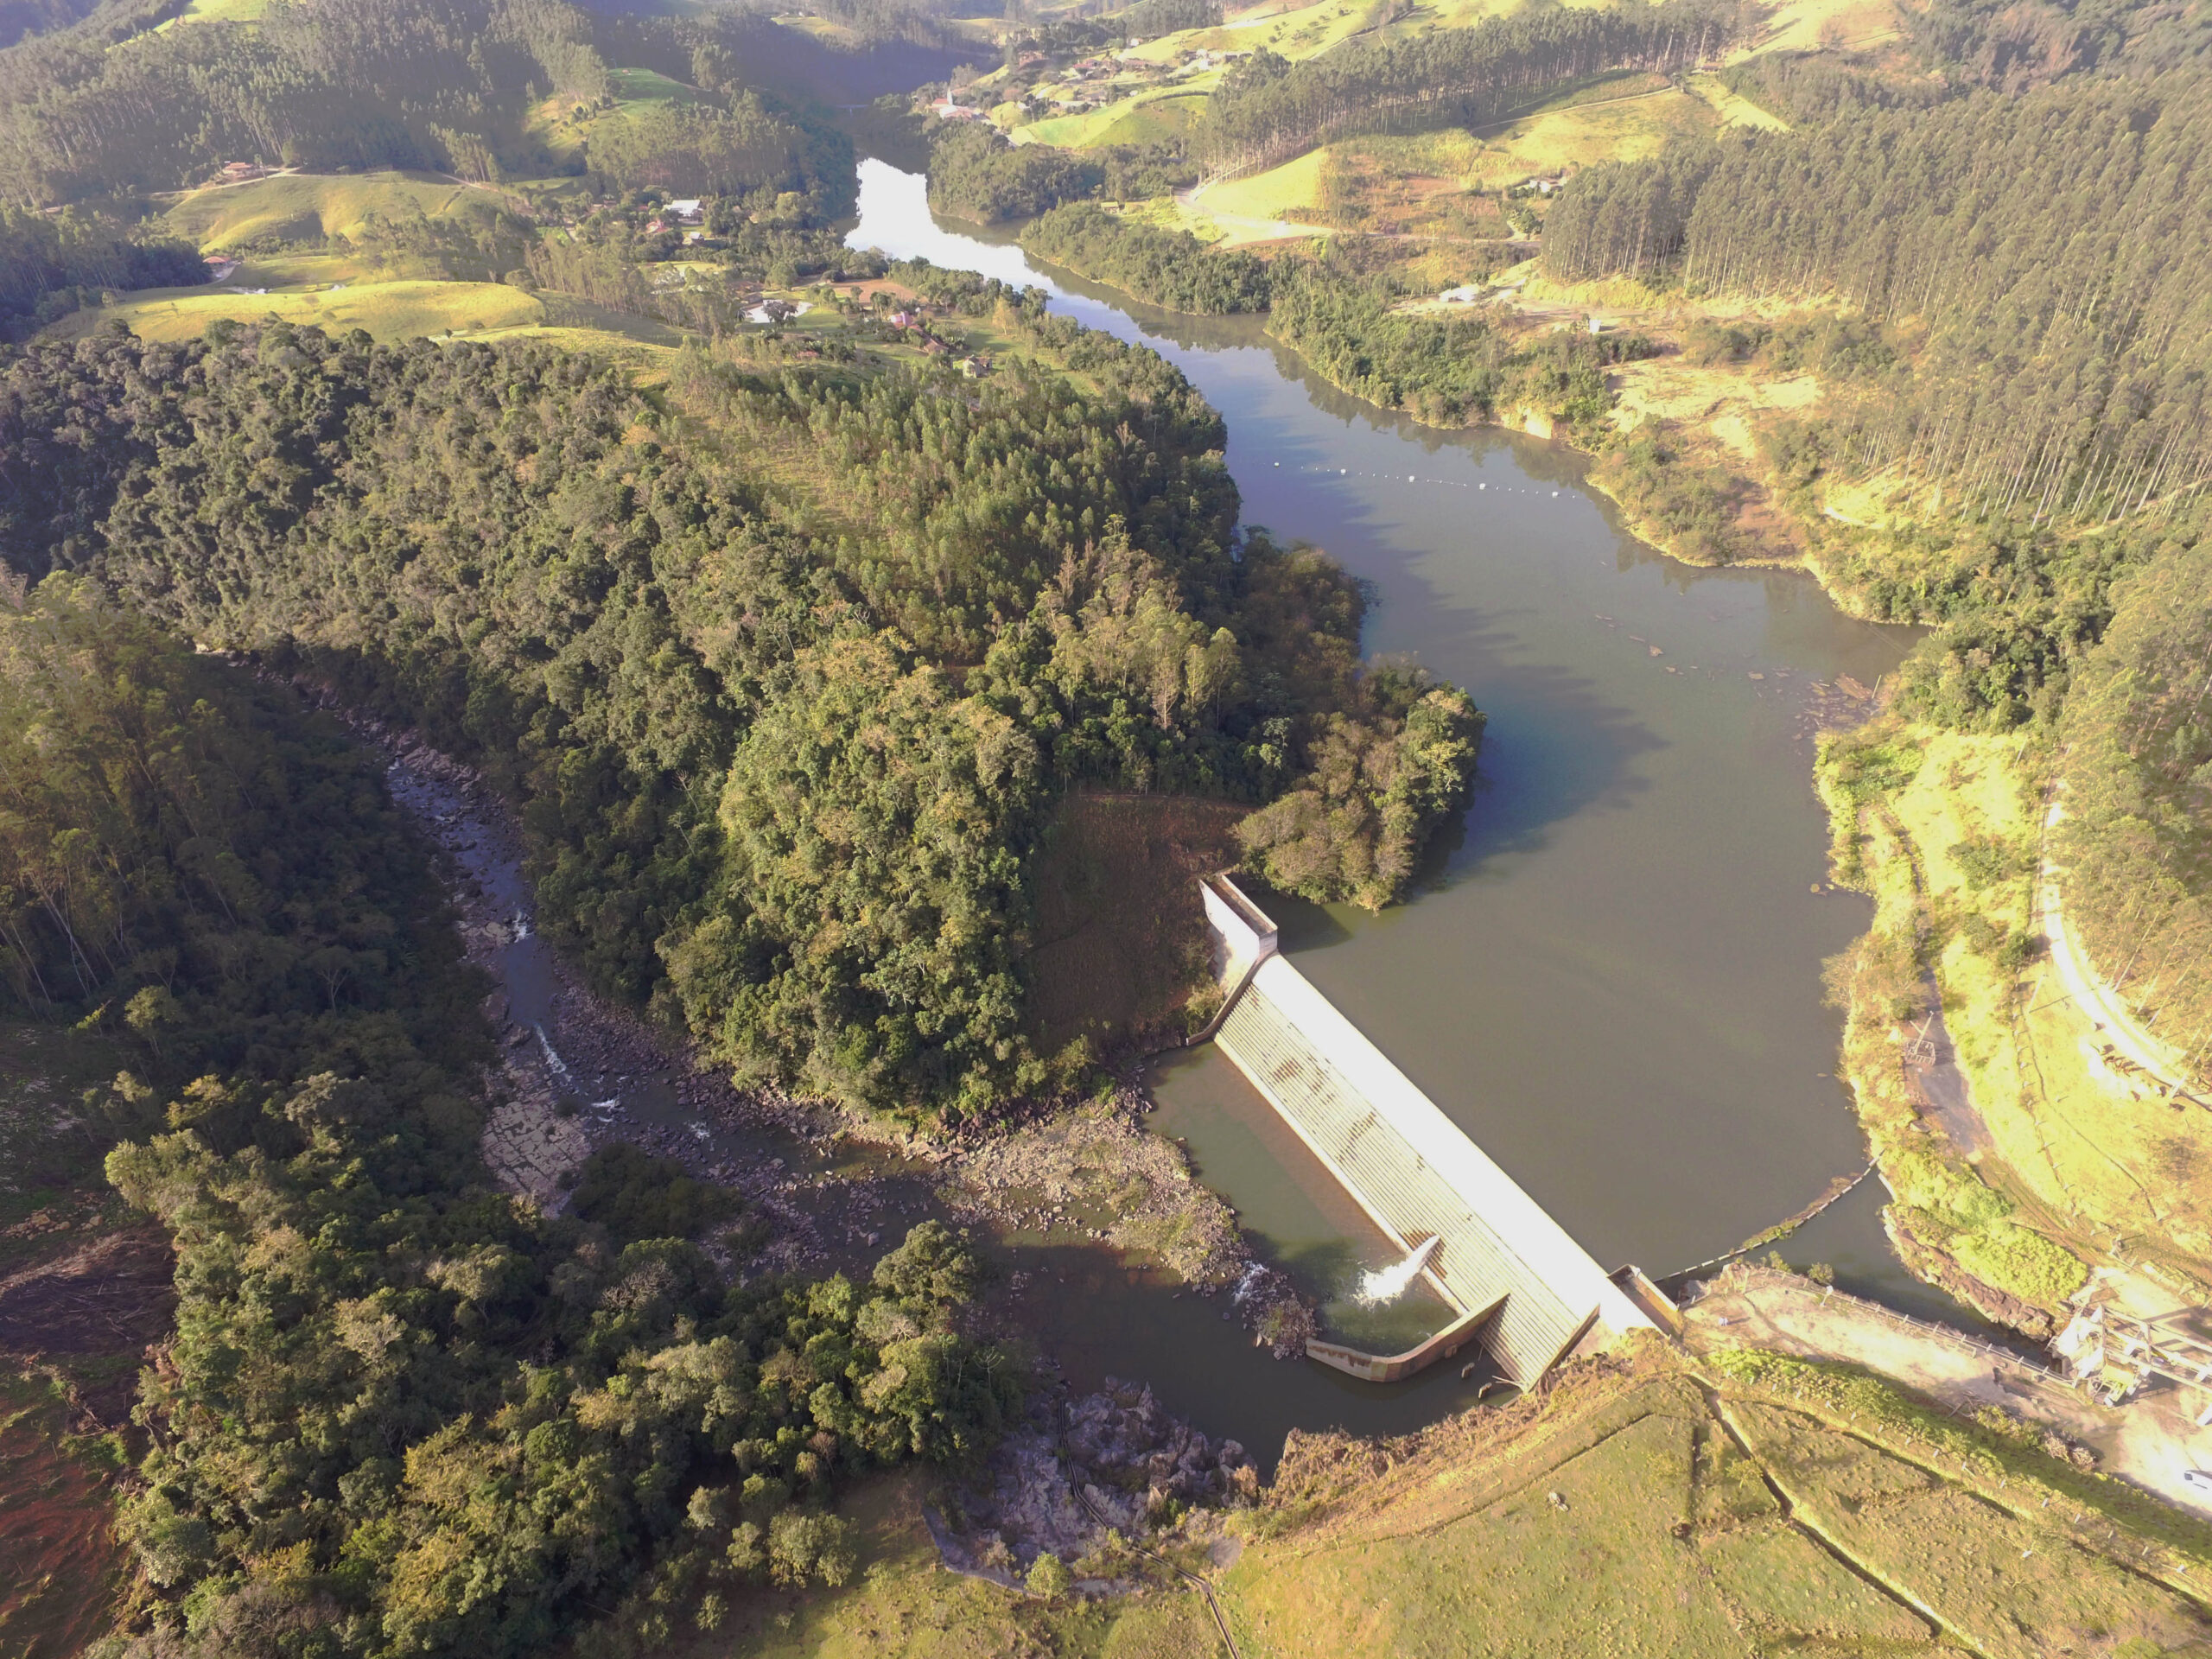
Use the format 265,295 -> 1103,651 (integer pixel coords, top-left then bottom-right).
1200,875 -> 1669,1386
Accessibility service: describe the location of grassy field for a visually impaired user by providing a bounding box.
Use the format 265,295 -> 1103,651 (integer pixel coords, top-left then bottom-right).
1198,148 -> 1328,222
1739,0 -> 1905,55
1684,70 -> 1790,130
530,67 -> 704,165
1815,721 -> 2103,1324
150,0 -> 269,30
1470,82 -> 1719,181
40,277 -> 548,344
1220,1347 -> 2212,1656
162,170 -> 501,248
1017,87 -> 1214,149
590,1341 -> 2212,1653
1186,74 -> 1715,238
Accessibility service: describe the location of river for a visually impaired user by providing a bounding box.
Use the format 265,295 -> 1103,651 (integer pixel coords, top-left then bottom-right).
833,162 -> 2011,1434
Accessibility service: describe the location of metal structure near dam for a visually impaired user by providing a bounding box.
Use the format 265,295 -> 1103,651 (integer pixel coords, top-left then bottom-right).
1199,874 -> 1675,1386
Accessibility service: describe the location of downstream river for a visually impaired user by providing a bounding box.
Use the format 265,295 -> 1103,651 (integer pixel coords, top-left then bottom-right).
836,164 -> 1958,1445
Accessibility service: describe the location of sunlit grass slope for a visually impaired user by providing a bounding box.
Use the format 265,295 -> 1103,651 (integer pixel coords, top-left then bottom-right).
40,279 -> 545,344
1221,1351 -> 2212,1657
162,171 -> 501,249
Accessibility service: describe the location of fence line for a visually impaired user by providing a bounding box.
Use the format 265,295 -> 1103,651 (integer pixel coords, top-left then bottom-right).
1068,1476 -> 1243,1659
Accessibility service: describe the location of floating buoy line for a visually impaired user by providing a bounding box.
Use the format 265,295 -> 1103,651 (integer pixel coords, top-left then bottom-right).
1262,459 -> 1566,496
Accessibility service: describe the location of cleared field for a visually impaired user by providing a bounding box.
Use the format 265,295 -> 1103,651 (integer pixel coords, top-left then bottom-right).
1013,0 -> 1367,156
0,1389 -> 123,1659
1741,0 -> 1904,54
162,170 -> 496,249
40,277 -> 545,343
1198,148 -> 1328,221
1018,88 -> 1212,149
1091,93 -> 1209,146
1122,0 -> 1369,66
1023,791 -> 1245,1060
1186,74 -> 1711,241
605,65 -> 699,105
1424,0 -> 1618,25
1470,84 -> 1718,182
1684,70 -> 1789,130
153,0 -> 268,26
530,67 -> 704,163
1222,1351 -> 2212,1657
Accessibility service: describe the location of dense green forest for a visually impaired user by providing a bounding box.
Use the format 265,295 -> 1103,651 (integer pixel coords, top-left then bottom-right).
0,290 -> 1477,1116
926,122 -> 1197,223
0,204 -> 201,334
2055,535 -> 2212,1076
0,0 -> 883,202
1192,0 -> 1748,177
0,582 -> 1018,1656
1021,203 -> 1273,312
1544,73 -> 2212,532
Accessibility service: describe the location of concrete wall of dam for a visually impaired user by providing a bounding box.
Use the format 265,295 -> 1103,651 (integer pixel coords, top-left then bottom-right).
1202,875 -> 1658,1387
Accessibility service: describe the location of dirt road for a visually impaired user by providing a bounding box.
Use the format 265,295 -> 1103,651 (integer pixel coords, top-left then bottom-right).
1688,1264 -> 2212,1517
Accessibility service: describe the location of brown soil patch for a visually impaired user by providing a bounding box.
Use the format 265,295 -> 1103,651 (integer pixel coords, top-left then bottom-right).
0,1224 -> 175,1416
0,1400 -> 124,1657
1025,791 -> 1244,1059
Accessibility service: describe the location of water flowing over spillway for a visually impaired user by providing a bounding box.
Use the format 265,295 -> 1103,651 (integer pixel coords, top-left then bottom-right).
1357,1237 -> 1443,1308
842,161 -> 1992,1438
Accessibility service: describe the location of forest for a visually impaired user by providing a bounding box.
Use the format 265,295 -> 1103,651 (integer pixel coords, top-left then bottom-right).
1020,203 -> 1273,313
925,123 -> 1196,223
0,290 -> 1478,1120
1013,204 -> 1651,433
1542,73 -> 2212,539
0,0 -> 877,202
1192,0 -> 1749,177
0,580 -> 1020,1656
0,203 -> 202,334
2053,534 -> 2212,1081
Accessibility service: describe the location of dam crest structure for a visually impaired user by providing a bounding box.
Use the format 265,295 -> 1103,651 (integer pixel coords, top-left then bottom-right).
1198,874 -> 1676,1386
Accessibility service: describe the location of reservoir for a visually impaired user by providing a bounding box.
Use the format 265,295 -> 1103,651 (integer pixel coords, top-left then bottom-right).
842,162 -> 1962,1446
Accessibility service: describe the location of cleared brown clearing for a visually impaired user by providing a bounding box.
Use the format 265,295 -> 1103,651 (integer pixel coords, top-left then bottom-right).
0,1226 -> 174,1423
0,1389 -> 125,1658
1025,791 -> 1245,1061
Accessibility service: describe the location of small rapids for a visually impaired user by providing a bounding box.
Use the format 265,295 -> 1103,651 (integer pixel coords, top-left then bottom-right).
1354,1237 -> 1440,1306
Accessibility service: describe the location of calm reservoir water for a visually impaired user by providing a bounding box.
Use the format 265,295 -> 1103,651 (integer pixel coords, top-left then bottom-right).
841,162 -> 1980,1451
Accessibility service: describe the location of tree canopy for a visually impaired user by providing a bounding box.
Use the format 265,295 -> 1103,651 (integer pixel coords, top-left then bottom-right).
0,302 -> 1478,1120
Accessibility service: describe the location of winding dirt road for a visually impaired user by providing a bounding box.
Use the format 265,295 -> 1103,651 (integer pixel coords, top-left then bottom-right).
2037,791 -> 2205,1104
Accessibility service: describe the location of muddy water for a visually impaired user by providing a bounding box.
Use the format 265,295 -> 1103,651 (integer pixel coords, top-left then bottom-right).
842,164 -> 2005,1406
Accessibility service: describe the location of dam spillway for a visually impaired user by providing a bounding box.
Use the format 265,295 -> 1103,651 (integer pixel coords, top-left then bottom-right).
1201,876 -> 1661,1386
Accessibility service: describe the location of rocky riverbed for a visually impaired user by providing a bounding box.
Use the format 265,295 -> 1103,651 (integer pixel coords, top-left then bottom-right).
929,1376 -> 1256,1590
343,712 -> 1320,1354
